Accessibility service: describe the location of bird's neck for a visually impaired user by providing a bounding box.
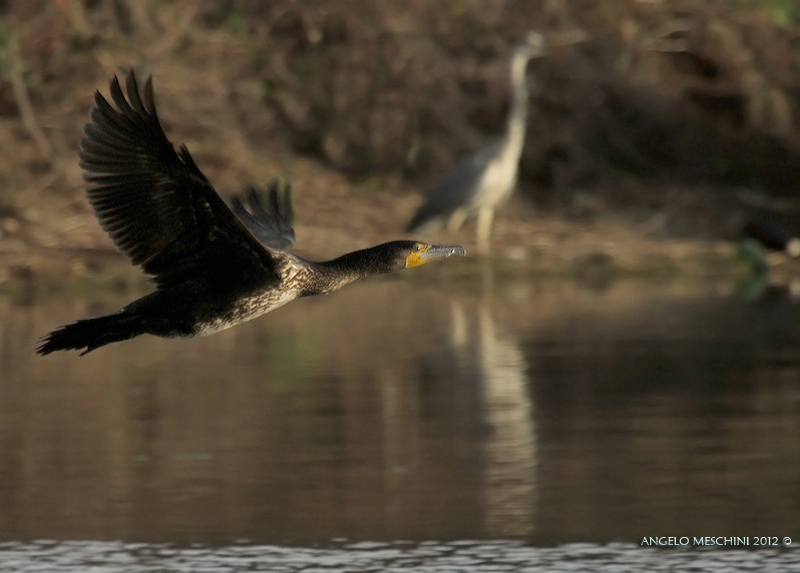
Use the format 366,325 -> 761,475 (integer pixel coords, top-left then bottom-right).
504,52 -> 532,154
303,248 -> 388,295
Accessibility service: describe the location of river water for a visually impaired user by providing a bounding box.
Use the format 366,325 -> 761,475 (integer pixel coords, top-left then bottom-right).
0,269 -> 798,571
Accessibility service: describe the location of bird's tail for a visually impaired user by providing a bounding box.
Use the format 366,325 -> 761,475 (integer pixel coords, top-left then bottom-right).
36,311 -> 145,356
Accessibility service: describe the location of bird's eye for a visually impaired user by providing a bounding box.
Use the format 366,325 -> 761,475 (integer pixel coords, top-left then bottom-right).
414,244 -> 423,251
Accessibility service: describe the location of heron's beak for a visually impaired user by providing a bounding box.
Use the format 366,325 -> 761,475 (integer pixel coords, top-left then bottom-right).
406,244 -> 466,268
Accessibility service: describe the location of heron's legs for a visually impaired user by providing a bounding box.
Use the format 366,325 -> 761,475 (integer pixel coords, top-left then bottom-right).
447,208 -> 470,233
476,206 -> 495,255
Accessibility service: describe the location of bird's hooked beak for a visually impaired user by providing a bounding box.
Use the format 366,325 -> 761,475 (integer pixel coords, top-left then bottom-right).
406,244 -> 467,268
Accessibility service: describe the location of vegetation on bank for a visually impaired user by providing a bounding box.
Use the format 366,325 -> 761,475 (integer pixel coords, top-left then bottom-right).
0,0 -> 799,277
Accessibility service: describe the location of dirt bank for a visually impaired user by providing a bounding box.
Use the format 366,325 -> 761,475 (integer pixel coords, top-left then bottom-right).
1,1 -> 800,285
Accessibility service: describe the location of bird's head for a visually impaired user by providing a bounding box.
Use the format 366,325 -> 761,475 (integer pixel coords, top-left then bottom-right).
403,241 -> 467,268
515,31 -> 545,59
359,241 -> 466,274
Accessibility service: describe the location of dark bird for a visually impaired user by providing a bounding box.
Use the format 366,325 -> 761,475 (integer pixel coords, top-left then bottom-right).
406,32 -> 545,254
741,219 -> 800,257
737,217 -> 800,276
37,71 -> 465,356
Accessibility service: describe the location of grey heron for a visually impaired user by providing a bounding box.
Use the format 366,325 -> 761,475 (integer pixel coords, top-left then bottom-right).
406,31 -> 545,254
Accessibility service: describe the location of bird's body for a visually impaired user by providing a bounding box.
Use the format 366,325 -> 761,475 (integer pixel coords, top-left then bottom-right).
737,217 -> 800,274
37,71 -> 464,356
741,219 -> 800,256
407,32 -> 544,253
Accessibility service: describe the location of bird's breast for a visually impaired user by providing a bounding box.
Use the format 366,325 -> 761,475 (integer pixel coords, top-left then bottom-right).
192,288 -> 300,336
192,257 -> 308,336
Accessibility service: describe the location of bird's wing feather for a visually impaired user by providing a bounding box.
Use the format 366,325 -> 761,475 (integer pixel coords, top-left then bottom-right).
230,180 -> 296,251
406,141 -> 501,232
80,70 -> 276,286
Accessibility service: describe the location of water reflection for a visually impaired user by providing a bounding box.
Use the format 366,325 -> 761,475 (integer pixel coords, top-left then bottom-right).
449,300 -> 537,537
0,275 -> 799,548
476,303 -> 537,539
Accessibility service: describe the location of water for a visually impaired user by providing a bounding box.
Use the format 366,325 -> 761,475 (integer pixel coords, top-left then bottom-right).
1,272 -> 799,571
0,540 -> 796,572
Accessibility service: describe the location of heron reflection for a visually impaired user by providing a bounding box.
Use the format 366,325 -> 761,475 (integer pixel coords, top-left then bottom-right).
449,299 -> 538,537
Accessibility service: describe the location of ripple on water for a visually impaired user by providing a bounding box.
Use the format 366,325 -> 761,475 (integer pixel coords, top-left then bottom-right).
0,541 -> 797,573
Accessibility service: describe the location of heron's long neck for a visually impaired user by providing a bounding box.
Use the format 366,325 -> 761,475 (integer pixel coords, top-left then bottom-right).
504,52 -> 532,157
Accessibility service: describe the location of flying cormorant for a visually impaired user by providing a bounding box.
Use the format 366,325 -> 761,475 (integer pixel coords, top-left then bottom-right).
37,71 -> 465,356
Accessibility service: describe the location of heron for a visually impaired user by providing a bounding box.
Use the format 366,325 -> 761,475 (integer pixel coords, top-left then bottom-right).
36,71 -> 465,356
406,31 -> 545,254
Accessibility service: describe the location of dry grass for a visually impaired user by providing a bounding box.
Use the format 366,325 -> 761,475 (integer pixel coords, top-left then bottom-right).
1,0 -> 799,282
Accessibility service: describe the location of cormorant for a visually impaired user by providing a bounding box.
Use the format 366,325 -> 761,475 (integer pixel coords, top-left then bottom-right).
37,71 -> 465,356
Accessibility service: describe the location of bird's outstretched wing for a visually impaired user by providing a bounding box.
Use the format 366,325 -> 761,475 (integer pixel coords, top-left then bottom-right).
230,180 -> 296,251
80,70 -> 273,285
